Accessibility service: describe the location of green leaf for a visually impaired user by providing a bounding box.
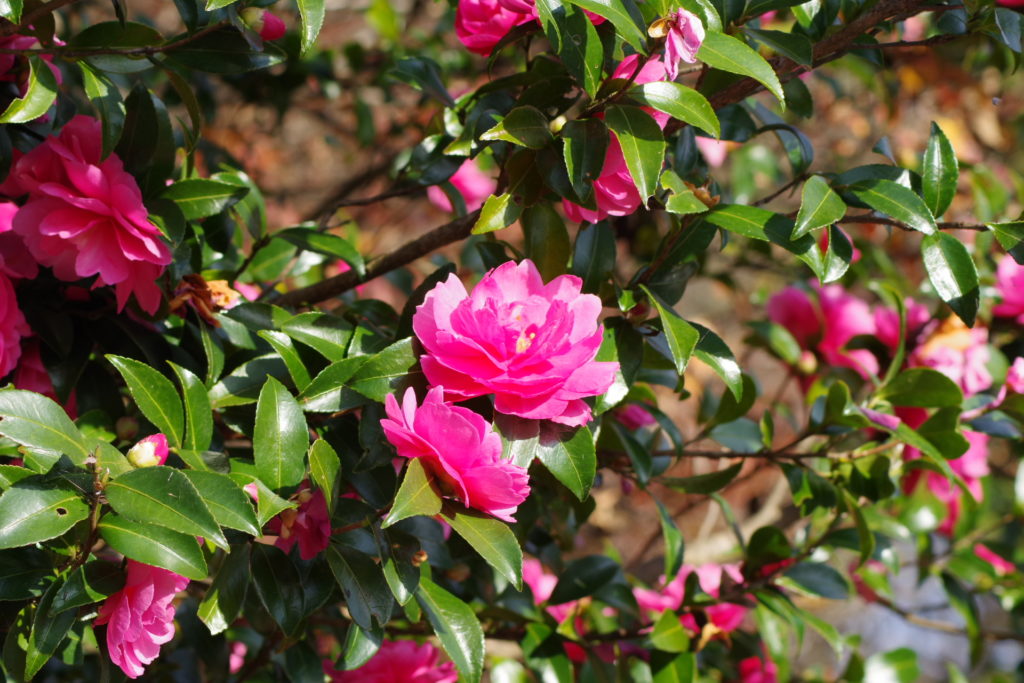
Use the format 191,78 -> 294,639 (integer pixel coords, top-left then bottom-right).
161,178 -> 249,221
309,439 -> 341,514
197,544 -> 251,635
0,548 -> 50,599
0,390 -> 90,466
989,221 -> 1024,265
166,26 -> 286,74
106,355 -> 184,448
641,285 -> 699,375
794,175 -> 846,238
168,362 -> 213,452
703,205 -> 824,278
80,63 -> 126,158
629,82 -> 720,138
610,420 -> 653,484
297,357 -> 370,413
0,479 -> 89,549
70,21 -> 163,73
549,555 -> 618,604
180,470 -> 259,536
98,514 -> 207,579
281,312 -> 354,362
327,543 -> 395,630
372,526 -> 420,606
25,577 -> 78,679
389,57 -> 454,107
921,231 -> 980,326
555,4 -> 603,96
571,223 -> 616,291
209,355 -> 291,409
105,466 -> 228,548
0,0 -> 22,22
258,330 -> 313,392
878,367 -> 963,408
276,226 -> 365,276
49,562 -> 124,614
651,651 -> 696,683
823,224 -> 853,283
0,56 -> 58,124
536,424 -> 596,500
231,475 -> 296,527
382,458 -> 443,527
347,338 -> 418,401
566,0 -> 646,49
661,462 -> 742,494
522,204 -> 571,282
782,562 -> 849,599
443,506 -> 523,589
562,119 -> 608,204
848,179 -> 936,235
251,543 -> 305,636
650,609 -> 691,653
922,122 -> 958,217
472,193 -> 522,235
297,0 -> 325,54
605,104 -> 665,203
691,322 -> 742,400
482,106 -> 553,149
416,575 -> 485,683
697,31 -> 784,105
254,377 -> 309,491
653,499 -> 685,579
745,28 -> 813,66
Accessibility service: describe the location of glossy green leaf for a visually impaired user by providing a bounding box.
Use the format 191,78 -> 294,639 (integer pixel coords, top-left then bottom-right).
653,499 -> 685,579
848,179 -> 936,235
197,544 -> 251,635
922,231 -> 979,326
705,204 -> 824,279
297,357 -> 370,413
105,466 -> 228,548
823,224 -> 853,283
168,362 -> 213,452
161,178 -> 250,221
230,475 -> 296,527
0,548 -> 50,599
746,28 -> 813,66
556,4 -> 603,96
70,21 -> 163,74
794,175 -> 846,238
691,322 -> 742,400
641,285 -> 699,375
165,26 -> 286,73
327,543 -> 395,630
536,424 -> 596,500
650,609 -> 690,653
25,577 -> 78,679
276,226 -> 365,276
180,470 -> 259,536
416,575 -> 485,683
98,514 -> 207,579
522,204 -> 571,281
106,355 -> 184,447
389,57 -> 454,106
651,651 -> 696,683
605,104 -> 665,203
482,106 -> 553,149
697,31 -> 784,105
0,479 -> 89,549
562,118 -> 608,204
298,0 -> 325,54
251,543 -> 305,635
0,57 -> 58,124
80,63 -> 126,158
443,506 -> 523,589
989,221 -> 1024,265
922,122 -> 958,217
383,458 -> 443,528
282,312 -> 354,362
610,420 -> 653,484
254,377 -> 308,491
209,355 -> 290,409
629,82 -> 720,138
472,193 -> 522,235
258,330 -> 313,391
347,338 -> 417,401
566,0 -> 646,49
0,390 -> 90,466
309,439 -> 341,514
549,555 -> 618,604
336,621 -> 383,671
49,562 -> 124,614
0,0 -> 22,22
878,367 -> 963,408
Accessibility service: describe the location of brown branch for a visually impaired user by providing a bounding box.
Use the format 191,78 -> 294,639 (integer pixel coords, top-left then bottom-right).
307,155 -> 400,225
875,596 -> 1024,643
838,214 -> 989,231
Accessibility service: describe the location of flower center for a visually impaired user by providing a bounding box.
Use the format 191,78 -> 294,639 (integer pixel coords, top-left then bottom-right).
516,331 -> 535,354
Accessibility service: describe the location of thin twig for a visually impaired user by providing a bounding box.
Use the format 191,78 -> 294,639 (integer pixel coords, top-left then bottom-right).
0,21 -> 228,56
838,214 -> 989,231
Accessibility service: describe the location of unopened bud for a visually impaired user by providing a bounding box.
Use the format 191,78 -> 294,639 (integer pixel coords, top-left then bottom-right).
127,433 -> 169,468
115,416 -> 139,442
549,115 -> 567,134
796,350 -> 817,375
240,7 -> 287,41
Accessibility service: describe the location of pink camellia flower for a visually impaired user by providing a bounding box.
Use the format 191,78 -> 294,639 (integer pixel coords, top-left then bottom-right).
738,655 -> 779,683
615,403 -> 656,430
94,560 -> 189,679
126,433 -> 169,468
993,254 -> 1024,323
634,563 -> 748,634
660,9 -> 705,81
1006,357 -> 1024,394
381,386 -> 530,521
240,7 -> 287,40
2,115 -> 172,314
228,641 -> 248,674
766,284 -> 879,379
0,201 -> 37,280
562,56 -> 669,224
523,558 -> 575,623
267,486 -> 331,560
695,136 -> 729,168
413,259 -> 618,426
975,544 -> 1015,575
0,272 -> 28,378
873,298 -> 931,353
455,0 -> 533,56
909,316 -> 991,398
323,639 -> 458,682
427,159 -> 497,213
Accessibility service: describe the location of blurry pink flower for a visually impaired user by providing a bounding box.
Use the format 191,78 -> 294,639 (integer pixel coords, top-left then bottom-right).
3,116 -> 172,313
323,639 -> 457,682
228,641 -> 248,674
695,136 -> 729,168
94,561 -> 189,679
738,656 -> 779,683
13,340 -> 78,416
615,403 -> 656,430
0,33 -> 60,93
874,298 -> 931,352
233,281 -> 261,302
523,558 -> 575,622
127,434 -> 169,468
413,259 -> 617,426
661,9 -> 704,81
817,225 -> 862,263
1006,357 -> 1024,394
994,254 -> 1024,323
0,271 -> 28,377
455,0 -> 533,56
910,317 -> 991,397
267,486 -> 331,560
975,544 -> 1015,575
0,201 -> 37,280
635,563 -> 748,634
240,7 -> 287,40
427,160 -> 496,213
997,0 -> 1024,9
382,386 -> 530,521
905,426 -> 989,535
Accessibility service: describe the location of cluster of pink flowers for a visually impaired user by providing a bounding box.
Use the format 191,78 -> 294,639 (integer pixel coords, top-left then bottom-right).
323,639 -> 457,682
634,563 -> 749,636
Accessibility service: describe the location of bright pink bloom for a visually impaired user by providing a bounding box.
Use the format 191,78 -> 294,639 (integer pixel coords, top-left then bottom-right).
634,563 -> 748,634
909,317 -> 991,398
615,403 -> 656,430
662,9 -> 704,80
766,284 -> 878,379
1006,357 -> 1024,394
695,136 -> 728,168
994,254 -> 1024,322
94,561 -> 189,679
455,0 -> 533,56
126,434 -> 169,468
382,386 -> 530,521
0,271 -> 28,378
3,116 -> 172,313
523,558 -> 575,623
413,259 -> 617,426
562,56 -> 669,224
905,427 -> 989,535
0,201 -> 37,280
739,656 -> 779,683
427,160 -> 496,213
267,486 -> 331,560
874,298 -> 931,353
975,544 -> 1015,575
323,639 -> 457,682
228,641 -> 248,674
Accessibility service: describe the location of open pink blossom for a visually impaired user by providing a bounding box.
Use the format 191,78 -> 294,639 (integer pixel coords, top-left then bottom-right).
1006,357 -> 1024,394
523,558 -> 575,622
994,254 -> 1024,322
455,0 -> 533,56
267,486 -> 331,560
126,434 -> 169,468
0,271 -> 28,378
909,317 -> 991,398
975,544 -> 1015,575
635,563 -> 748,634
873,298 -> 931,352
3,115 -> 172,313
739,655 -> 779,683
94,560 -> 189,679
382,386 -> 530,521
324,639 -> 457,682
427,159 -> 496,213
413,259 -> 617,426
662,9 -> 705,81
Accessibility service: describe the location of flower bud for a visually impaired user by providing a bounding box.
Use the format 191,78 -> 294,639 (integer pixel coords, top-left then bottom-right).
115,416 -> 139,442
127,434 -> 169,468
240,7 -> 287,41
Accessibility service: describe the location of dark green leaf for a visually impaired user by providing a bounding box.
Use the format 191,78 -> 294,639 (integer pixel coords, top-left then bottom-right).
922,122 -> 958,217
550,555 -> 618,604
70,21 -> 163,73
180,470 -> 259,536
169,362 -> 213,452
989,221 -> 1024,265
282,312 -> 354,362
335,621 -> 383,671
641,285 -> 699,375
565,0 -> 646,49
629,82 -> 720,138
416,575 -> 485,683
691,322 -> 742,399
782,562 -> 849,599
0,479 -> 89,549
0,390 -> 90,466
661,462 -> 743,495
536,424 -> 596,500
610,420 -> 653,484
309,439 -> 341,514
704,205 -> 824,278
346,338 -> 417,401
921,231 -> 979,326
653,499 -> 685,579
251,543 -> 305,636
0,548 -> 50,600
562,119 -> 608,204
327,543 -> 395,630
254,377 -> 309,491
106,355 -> 184,448
556,4 -> 603,96
605,104 -> 665,203
823,224 -> 853,283
98,514 -> 207,579
522,204 -> 571,281
571,223 -> 615,291
389,57 -> 454,106
794,175 -> 845,238
166,26 -> 286,74
746,28 -> 812,66
472,193 -> 522,235
382,458 -> 443,528
79,63 -> 126,158
443,506 -> 523,589
297,357 -> 370,413
197,544 -> 251,635
482,106 -> 553,149
697,31 -> 784,104
209,355 -> 291,409
25,577 -> 78,679
878,367 -> 963,408
848,179 -> 936,234
258,330 -> 313,392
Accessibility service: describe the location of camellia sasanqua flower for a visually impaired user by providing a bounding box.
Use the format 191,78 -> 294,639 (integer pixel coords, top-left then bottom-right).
454,0 -> 533,56
93,560 -> 189,679
1,115 -> 172,313
426,159 -> 496,213
266,485 -> 331,560
323,639 -> 458,682
413,259 -> 617,426
634,563 -> 748,635
381,386 -> 530,521
654,8 -> 705,80
126,433 -> 169,468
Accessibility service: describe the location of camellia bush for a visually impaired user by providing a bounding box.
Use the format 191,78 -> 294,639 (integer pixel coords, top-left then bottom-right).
0,0 -> 1024,680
